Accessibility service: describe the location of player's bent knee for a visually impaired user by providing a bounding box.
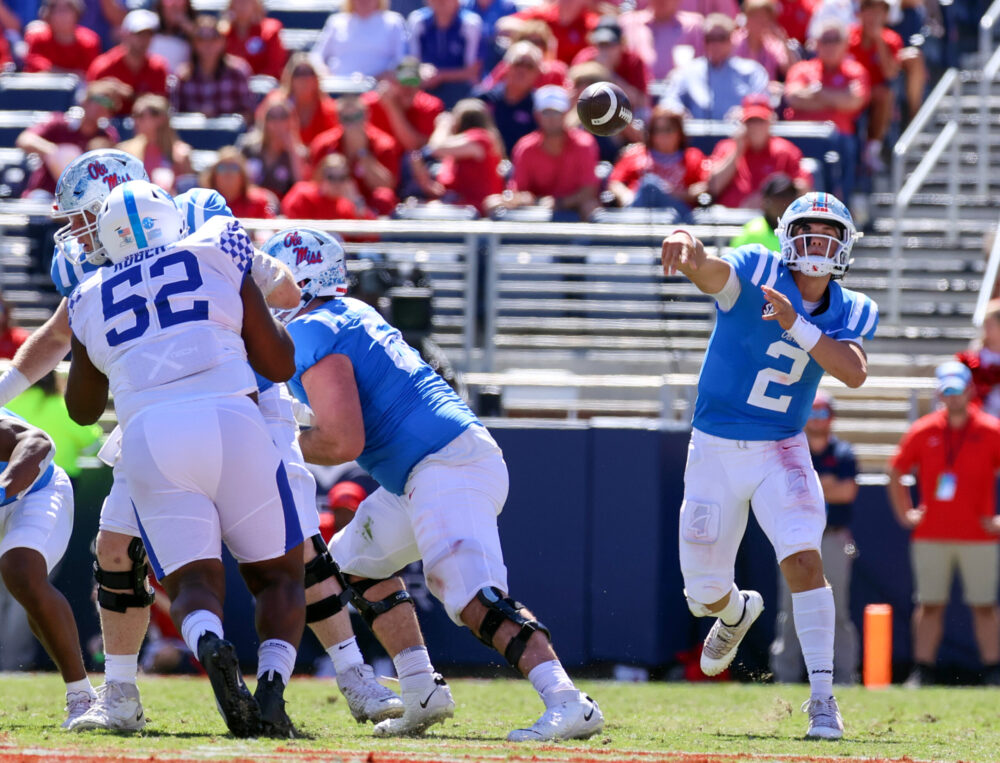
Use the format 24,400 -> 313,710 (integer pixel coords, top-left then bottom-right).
95,536 -> 154,613
347,576 -> 413,628
473,586 -> 551,669
303,534 -> 351,623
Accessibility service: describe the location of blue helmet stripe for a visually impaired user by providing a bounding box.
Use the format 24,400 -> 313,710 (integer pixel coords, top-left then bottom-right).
123,187 -> 148,249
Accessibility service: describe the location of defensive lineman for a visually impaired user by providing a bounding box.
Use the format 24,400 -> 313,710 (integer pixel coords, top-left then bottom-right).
661,193 -> 878,739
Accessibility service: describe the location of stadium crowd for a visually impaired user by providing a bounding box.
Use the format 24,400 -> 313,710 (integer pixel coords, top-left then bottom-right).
0,0 -> 979,229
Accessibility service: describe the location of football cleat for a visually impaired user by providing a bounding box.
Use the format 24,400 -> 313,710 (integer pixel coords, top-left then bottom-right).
254,672 -> 296,739
62,689 -> 95,730
372,672 -> 454,737
700,590 -> 764,676
803,695 -> 844,740
337,664 -> 404,723
198,633 -> 262,738
69,682 -> 145,732
507,690 -> 604,742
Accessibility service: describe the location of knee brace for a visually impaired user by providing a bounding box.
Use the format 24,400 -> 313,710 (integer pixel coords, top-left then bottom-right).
475,587 -> 551,669
94,537 -> 155,613
303,535 -> 351,624
347,576 -> 413,628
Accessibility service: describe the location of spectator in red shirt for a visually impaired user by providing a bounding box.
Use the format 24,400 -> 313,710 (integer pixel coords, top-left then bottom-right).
281,152 -> 372,222
0,293 -> 29,360
777,0 -> 820,47
362,57 -> 445,153
259,54 -> 340,146
238,95 -> 311,201
571,15 -> 649,112
309,94 -> 401,216
222,0 -> 287,79
117,93 -> 195,193
410,97 -> 505,214
480,19 -> 568,90
203,146 -> 278,218
956,299 -> 1000,420
23,0 -> 100,75
607,104 -> 706,216
170,13 -> 254,119
888,361 -> 1000,688
486,84 -> 600,220
706,94 -> 812,209
784,18 -> 869,204
513,0 -> 598,65
16,79 -> 122,198
86,9 -> 169,117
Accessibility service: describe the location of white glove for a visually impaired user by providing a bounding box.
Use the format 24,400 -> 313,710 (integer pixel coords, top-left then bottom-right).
251,251 -> 284,298
97,425 -> 124,467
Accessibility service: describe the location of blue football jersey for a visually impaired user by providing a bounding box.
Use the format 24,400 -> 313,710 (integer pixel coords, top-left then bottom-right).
693,245 -> 879,441
0,407 -> 54,507
286,298 -> 478,495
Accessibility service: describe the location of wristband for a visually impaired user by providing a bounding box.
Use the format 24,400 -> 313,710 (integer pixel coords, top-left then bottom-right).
787,314 -> 823,352
0,367 -> 30,407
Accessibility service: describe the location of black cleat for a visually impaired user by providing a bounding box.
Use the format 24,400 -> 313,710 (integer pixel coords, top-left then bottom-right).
197,633 -> 262,738
254,672 -> 297,739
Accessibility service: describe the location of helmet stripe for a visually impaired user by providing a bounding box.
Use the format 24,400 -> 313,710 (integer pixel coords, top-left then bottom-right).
123,187 -> 148,250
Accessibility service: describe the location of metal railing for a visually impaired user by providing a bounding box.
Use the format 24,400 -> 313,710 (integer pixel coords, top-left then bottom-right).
891,67 -> 960,198
973,217 -> 1000,327
888,120 -> 960,324
979,41 -> 1000,195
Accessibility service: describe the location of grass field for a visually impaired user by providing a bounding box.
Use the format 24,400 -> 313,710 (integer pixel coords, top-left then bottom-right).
1,674 -> 1000,763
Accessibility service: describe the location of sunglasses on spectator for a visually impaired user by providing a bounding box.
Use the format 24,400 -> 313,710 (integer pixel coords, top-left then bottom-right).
323,171 -> 350,182
704,32 -> 730,42
511,58 -> 538,68
215,162 -> 242,173
808,407 -> 832,420
266,109 -> 290,120
340,111 -> 365,124
292,67 -> 315,78
136,109 -> 164,118
195,31 -> 222,40
651,123 -> 678,133
87,94 -> 115,110
818,34 -> 843,44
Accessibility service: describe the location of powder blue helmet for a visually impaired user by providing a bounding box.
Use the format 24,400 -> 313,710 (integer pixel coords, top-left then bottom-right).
261,227 -> 348,323
777,192 -> 860,280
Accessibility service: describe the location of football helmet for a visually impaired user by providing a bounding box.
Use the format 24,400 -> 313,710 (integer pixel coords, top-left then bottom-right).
54,149 -> 149,266
261,228 -> 348,323
96,180 -> 186,264
777,192 -> 860,279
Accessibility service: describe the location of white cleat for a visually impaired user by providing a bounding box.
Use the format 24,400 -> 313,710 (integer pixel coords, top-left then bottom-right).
507,691 -> 604,742
372,672 -> 454,737
69,682 -> 147,732
337,664 -> 404,723
700,590 -> 764,677
803,696 -> 844,740
62,690 -> 94,730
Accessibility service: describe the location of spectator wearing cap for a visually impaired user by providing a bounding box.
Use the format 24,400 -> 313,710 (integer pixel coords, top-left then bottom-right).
362,57 -> 445,152
281,152 -> 374,222
311,0 -> 407,79
203,146 -> 278,219
732,0 -> 796,83
222,0 -> 288,79
474,40 -> 543,154
486,84 -> 600,220
607,104 -> 706,216
407,0 -> 482,108
16,79 -> 121,198
511,0 -> 599,66
23,0 -> 100,75
86,9 -> 169,117
170,14 -> 254,119
771,391 -> 861,686
784,18 -> 869,205
239,94 -> 312,200
888,361 -> 1000,688
570,15 -> 650,112
619,0 -> 704,81
956,299 -> 1000,420
727,171 -> 799,250
661,13 -> 769,121
705,94 -> 812,209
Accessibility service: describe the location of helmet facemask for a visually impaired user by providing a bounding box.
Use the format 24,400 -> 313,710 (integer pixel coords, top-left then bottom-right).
782,219 -> 851,278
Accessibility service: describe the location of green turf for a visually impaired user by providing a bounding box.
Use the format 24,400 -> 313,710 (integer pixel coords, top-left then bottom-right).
1,674 -> 998,762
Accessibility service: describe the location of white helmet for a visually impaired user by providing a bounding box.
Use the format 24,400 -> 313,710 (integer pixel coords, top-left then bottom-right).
777,192 -> 860,280
53,149 -> 149,266
261,228 -> 348,323
96,180 -> 186,264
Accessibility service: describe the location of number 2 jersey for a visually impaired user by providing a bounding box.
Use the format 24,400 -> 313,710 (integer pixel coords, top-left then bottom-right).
693,245 -> 879,441
67,215 -> 257,429
285,297 -> 478,495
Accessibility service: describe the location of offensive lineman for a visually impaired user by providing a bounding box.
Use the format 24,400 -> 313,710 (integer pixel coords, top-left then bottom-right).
660,192 -> 878,739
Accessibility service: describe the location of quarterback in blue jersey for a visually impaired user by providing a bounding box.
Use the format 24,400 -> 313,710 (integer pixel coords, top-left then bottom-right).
265,227 -> 604,743
661,192 -> 878,741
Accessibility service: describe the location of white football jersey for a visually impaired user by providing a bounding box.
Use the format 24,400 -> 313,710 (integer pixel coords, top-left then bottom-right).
68,215 -> 258,429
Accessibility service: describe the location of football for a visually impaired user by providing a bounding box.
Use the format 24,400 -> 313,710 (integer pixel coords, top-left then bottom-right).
576,81 -> 633,137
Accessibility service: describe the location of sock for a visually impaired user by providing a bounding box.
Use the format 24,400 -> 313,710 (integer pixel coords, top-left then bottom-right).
327,637 -> 364,675
718,586 -> 746,626
105,653 -> 139,684
393,645 -> 433,693
181,610 -> 224,657
257,639 -> 297,685
792,586 -> 835,699
527,660 -> 577,706
66,677 -> 95,698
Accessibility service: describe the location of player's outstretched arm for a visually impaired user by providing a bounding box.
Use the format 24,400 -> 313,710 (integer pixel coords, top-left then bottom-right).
0,417 -> 55,501
240,276 -> 296,382
298,354 -> 365,466
661,231 -> 732,295
65,334 -> 109,426
0,298 -> 74,406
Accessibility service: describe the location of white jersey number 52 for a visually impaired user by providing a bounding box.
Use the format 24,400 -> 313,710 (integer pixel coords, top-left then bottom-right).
746,340 -> 809,413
